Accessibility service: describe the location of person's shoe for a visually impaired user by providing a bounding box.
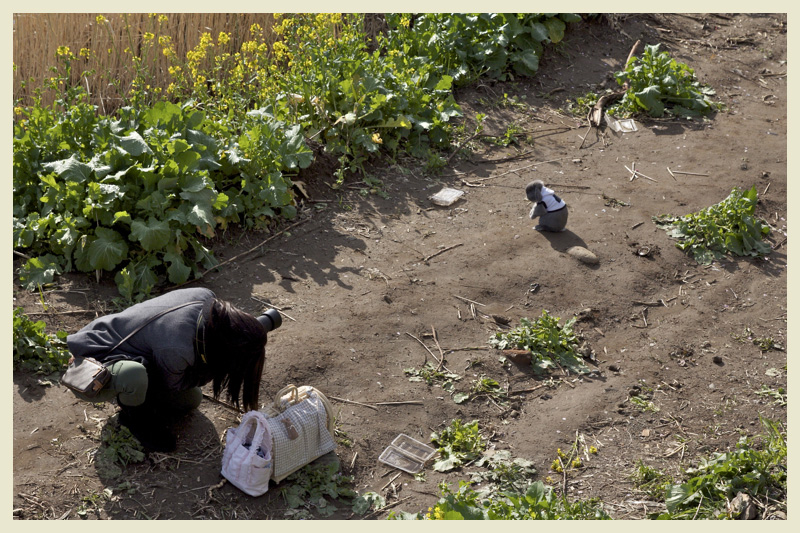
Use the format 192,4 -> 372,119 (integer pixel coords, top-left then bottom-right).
118,404 -> 177,453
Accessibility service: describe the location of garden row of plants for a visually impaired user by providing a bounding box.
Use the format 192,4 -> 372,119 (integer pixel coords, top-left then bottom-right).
13,13 -> 583,302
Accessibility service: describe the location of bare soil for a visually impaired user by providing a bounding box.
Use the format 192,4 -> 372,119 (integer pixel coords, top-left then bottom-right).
12,13 -> 787,520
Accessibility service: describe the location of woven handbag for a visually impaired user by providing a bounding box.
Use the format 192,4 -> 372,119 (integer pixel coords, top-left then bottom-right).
221,411 -> 273,496
262,384 -> 336,482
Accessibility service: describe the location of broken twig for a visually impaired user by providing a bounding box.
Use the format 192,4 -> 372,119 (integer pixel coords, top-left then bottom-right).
453,295 -> 486,307
328,396 -> 379,411
423,243 -> 463,263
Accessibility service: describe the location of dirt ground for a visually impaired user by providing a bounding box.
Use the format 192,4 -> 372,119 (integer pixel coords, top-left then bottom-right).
12,13 -> 787,520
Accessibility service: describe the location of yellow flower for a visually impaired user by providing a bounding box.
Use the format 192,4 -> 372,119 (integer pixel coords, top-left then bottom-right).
95,14 -> 106,23
217,31 -> 230,46
56,45 -> 71,57
158,14 -> 168,23
143,32 -> 154,42
372,132 -> 382,144
79,47 -> 92,59
589,446 -> 598,454
572,458 -> 582,468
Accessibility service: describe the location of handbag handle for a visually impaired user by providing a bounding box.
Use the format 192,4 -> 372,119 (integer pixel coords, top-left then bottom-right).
272,384 -> 299,412
232,411 -> 269,455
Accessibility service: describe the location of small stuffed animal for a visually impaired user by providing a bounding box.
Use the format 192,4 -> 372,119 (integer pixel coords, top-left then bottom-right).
526,180 -> 568,232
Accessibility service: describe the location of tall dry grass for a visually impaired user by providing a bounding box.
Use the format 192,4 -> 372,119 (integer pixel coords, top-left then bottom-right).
13,13 -> 278,112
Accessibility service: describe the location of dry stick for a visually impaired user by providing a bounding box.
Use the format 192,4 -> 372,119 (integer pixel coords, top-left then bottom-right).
362,496 -> 412,520
671,170 -> 709,176
478,148 -> 538,164
508,384 -> 547,395
381,472 -> 402,492
446,129 -> 482,166
328,396 -> 379,411
184,218 -> 309,285
453,294 -> 486,307
667,167 -> 678,181
624,164 -> 658,182
201,392 -> 242,413
476,157 -> 568,181
431,326 -> 447,371
26,309 -> 97,316
423,243 -> 463,263
405,332 -> 438,366
250,296 -> 297,322
763,182 -> 771,195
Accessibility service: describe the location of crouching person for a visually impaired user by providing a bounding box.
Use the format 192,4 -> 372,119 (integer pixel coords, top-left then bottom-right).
66,287 -> 279,452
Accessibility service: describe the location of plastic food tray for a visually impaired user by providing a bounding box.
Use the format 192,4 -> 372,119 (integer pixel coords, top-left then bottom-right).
429,188 -> 465,206
378,434 -> 436,474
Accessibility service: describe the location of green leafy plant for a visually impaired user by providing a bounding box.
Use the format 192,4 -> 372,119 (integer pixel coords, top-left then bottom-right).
430,419 -> 487,472
610,43 -> 719,118
404,362 -> 461,387
386,14 -> 582,84
94,423 -> 146,478
631,460 -> 673,500
454,375 -> 508,405
280,461 -> 356,518
352,491 -> 387,516
470,450 -> 537,495
654,185 -> 771,265
488,311 -> 590,375
390,480 -> 610,520
658,418 -> 786,519
12,307 -> 71,375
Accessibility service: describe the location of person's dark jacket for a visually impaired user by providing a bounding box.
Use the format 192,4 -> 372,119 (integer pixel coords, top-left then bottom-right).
67,288 -> 215,392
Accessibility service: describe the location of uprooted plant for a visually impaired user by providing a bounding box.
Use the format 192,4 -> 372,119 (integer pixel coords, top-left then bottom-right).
488,310 -> 590,375
654,185 -> 772,265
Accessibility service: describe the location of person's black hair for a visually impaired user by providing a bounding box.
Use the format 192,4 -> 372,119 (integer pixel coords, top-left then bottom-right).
203,299 -> 267,412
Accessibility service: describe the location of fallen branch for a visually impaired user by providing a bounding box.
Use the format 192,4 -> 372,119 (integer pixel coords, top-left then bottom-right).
381,472 -> 402,492
328,396 -> 379,411
202,393 -> 242,413
453,295 -> 486,307
508,384 -> 547,395
25,309 -> 97,316
423,243 -> 463,263
405,332 -> 439,366
431,326 -> 446,371
624,164 -> 658,182
361,496 -> 412,520
177,218 -> 310,287
446,130 -> 482,166
250,296 -> 297,321
670,170 -> 709,177
666,167 -> 678,181
476,157 -> 568,181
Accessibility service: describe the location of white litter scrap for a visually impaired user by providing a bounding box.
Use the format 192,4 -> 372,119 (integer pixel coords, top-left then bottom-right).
605,115 -> 638,133
429,187 -> 464,206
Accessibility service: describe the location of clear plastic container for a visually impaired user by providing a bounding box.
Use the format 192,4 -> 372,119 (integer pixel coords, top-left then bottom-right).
378,434 -> 436,473
429,188 -> 465,206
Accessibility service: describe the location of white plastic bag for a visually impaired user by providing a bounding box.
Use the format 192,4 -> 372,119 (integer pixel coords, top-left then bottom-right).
221,411 -> 273,496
